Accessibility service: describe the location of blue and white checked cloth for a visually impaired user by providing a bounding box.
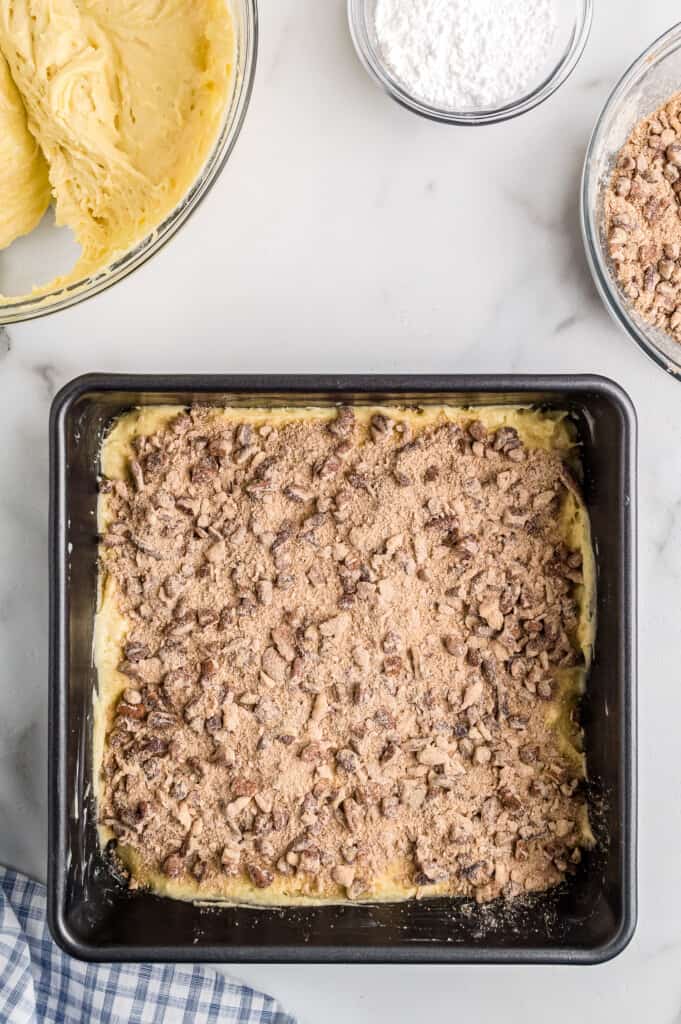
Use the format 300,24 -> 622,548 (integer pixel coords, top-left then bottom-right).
0,867 -> 296,1024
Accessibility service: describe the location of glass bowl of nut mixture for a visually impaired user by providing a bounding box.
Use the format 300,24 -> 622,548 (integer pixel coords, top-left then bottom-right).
583,22 -> 681,379
348,0 -> 593,126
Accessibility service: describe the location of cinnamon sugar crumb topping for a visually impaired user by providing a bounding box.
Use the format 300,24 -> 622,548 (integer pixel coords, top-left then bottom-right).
97,406 -> 591,904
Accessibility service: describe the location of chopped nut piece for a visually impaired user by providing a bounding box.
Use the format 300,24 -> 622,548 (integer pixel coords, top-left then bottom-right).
247,863 -> 274,888
332,864 -> 356,888
370,414 -> 393,440
130,460 -> 145,491
353,646 -> 370,670
206,540 -> 225,563
261,647 -> 287,684
162,854 -> 184,878
347,878 -> 369,900
401,781 -> 427,810
473,745 -> 492,766
461,680 -> 484,710
254,698 -> 280,725
319,614 -> 350,638
298,848 -> 322,875
417,745 -> 448,766
117,701 -> 147,721
271,626 -> 296,662
498,787 -> 522,811
478,596 -> 504,632
383,655 -> 403,676
342,798 -> 363,832
317,454 -> 342,479
147,711 -> 176,731
124,641 -> 151,663
328,407 -> 356,439
300,742 -> 324,764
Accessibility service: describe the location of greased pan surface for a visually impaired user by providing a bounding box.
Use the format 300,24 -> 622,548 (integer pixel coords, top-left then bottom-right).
48,374 -> 637,963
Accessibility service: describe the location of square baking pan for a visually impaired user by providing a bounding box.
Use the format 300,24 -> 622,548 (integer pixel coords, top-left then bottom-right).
48,373 -> 637,964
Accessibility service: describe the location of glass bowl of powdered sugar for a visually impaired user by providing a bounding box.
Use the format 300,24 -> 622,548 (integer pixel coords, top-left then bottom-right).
348,0 -> 592,125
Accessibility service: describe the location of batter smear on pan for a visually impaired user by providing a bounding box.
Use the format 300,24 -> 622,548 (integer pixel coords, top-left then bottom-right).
95,404 -> 595,905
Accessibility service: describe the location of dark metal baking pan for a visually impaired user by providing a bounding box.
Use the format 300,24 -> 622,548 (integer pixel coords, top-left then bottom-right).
48,374 -> 637,964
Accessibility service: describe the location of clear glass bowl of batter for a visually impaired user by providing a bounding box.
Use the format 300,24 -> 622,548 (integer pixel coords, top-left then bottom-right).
347,0 -> 592,126
0,0 -> 258,325
582,22 -> 681,381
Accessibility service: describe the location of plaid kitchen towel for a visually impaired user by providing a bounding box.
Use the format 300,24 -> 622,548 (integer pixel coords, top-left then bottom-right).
0,866 -> 296,1024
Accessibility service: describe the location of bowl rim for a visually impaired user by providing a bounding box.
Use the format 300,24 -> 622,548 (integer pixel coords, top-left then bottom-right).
0,0 -> 259,325
347,0 -> 593,126
581,20 -> 681,380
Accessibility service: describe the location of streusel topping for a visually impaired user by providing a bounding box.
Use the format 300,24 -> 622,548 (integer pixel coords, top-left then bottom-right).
97,405 -> 592,904
605,91 -> 681,342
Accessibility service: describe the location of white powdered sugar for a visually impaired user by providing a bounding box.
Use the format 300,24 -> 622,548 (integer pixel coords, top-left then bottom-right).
373,0 -> 558,111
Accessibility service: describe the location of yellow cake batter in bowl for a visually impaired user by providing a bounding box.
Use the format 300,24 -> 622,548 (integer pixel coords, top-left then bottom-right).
0,0 -> 257,322
0,54 -> 51,251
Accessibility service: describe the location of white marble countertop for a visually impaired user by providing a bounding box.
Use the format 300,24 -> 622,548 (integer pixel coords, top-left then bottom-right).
1,1 -> 680,1020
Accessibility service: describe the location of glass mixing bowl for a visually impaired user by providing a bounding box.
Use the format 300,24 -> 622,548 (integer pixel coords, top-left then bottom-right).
582,22 -> 681,379
347,0 -> 592,126
0,0 -> 258,325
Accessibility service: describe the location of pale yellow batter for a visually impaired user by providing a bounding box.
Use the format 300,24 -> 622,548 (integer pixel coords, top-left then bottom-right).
0,0 -> 233,301
96,405 -> 596,907
0,54 -> 51,250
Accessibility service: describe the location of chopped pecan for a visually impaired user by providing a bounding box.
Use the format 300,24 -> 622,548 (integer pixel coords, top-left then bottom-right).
162,854 -> 185,878
271,625 -> 296,662
328,407 -> 356,439
374,707 -> 396,729
261,646 -> 287,683
341,797 -> 363,832
370,414 -> 393,440
231,777 -> 258,798
332,864 -> 356,888
460,679 -> 483,710
124,642 -> 151,663
381,795 -> 399,819
191,456 -> 219,485
498,787 -> 522,811
272,805 -> 290,831
317,454 -> 342,479
347,878 -> 369,900
300,742 -> 323,764
147,711 -> 176,731
254,699 -> 280,725
117,701 -> 147,721
246,863 -> 274,888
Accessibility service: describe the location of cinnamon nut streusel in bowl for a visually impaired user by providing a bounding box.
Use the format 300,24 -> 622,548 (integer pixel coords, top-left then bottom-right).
95,403 -> 595,906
